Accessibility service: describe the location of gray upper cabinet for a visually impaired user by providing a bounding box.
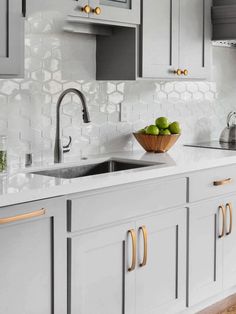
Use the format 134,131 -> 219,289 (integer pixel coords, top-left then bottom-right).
0,0 -> 24,77
141,0 -> 179,79
0,198 -> 67,314
72,0 -> 140,25
140,0 -> 212,80
179,0 -> 211,79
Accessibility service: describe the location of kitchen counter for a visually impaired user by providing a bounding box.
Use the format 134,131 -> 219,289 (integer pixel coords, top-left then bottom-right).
1,145 -> 236,207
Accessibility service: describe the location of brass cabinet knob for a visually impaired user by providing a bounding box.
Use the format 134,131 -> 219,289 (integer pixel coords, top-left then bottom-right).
81,5 -> 91,14
182,69 -> 188,76
93,7 -> 101,15
174,69 -> 182,76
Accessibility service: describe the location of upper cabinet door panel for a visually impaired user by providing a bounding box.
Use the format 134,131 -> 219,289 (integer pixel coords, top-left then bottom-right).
141,0 -> 179,78
179,0 -> 211,79
0,0 -> 24,76
89,0 -> 140,24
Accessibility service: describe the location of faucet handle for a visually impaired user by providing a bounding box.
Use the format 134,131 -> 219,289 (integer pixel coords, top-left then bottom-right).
63,136 -> 72,153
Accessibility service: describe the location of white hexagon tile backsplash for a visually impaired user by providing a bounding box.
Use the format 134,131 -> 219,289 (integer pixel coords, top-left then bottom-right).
0,12 -> 235,167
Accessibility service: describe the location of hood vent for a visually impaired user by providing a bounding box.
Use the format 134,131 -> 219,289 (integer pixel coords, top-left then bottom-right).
212,0 -> 236,44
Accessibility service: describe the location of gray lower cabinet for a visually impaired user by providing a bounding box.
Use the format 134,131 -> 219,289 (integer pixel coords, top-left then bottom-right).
188,194 -> 236,307
140,0 -> 211,80
0,0 -> 24,77
135,208 -> 186,314
0,197 -> 67,314
188,198 -> 223,307
69,222 -> 136,314
68,207 -> 186,314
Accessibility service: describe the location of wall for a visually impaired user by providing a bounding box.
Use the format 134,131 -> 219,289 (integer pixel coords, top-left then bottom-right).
0,10 -> 236,166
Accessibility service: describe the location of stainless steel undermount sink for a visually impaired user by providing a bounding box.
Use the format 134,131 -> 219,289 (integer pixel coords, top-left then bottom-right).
31,159 -> 161,179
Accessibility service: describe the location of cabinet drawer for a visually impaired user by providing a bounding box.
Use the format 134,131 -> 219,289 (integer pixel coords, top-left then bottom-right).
67,177 -> 187,232
0,198 -> 61,221
189,164 -> 236,202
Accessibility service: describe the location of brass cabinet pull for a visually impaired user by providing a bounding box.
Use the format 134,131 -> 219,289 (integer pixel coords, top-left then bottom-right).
181,69 -> 188,76
0,208 -> 46,225
174,69 -> 188,76
139,226 -> 148,267
219,205 -> 226,238
226,203 -> 233,236
81,5 -> 91,14
213,178 -> 233,186
174,69 -> 182,76
128,229 -> 136,272
93,7 -> 101,15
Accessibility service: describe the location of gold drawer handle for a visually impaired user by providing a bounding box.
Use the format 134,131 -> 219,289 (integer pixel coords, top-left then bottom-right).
213,178 -> 232,186
226,203 -> 233,236
218,205 -> 225,238
0,208 -> 46,225
181,69 -> 188,76
139,226 -> 148,268
128,229 -> 136,272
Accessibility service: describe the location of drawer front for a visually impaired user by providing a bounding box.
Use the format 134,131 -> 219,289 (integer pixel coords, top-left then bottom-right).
67,177 -> 187,232
0,198 -> 63,221
189,164 -> 236,202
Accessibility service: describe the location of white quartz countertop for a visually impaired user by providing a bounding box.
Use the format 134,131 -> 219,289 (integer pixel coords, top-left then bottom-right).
1,145 -> 236,207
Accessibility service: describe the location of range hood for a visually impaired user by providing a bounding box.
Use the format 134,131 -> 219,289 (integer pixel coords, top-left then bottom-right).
212,0 -> 236,47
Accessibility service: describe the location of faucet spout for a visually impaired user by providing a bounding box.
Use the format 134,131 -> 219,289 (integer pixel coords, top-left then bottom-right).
54,88 -> 90,164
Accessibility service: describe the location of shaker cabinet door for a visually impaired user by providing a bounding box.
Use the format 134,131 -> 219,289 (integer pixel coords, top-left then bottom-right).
141,0 -> 179,78
0,0 -> 24,76
188,199 -> 223,306
179,0 -> 211,79
0,198 -> 67,314
69,223 -> 136,314
135,208 -> 187,314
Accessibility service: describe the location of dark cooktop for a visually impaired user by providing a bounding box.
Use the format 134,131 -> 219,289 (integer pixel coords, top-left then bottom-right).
185,140 -> 236,151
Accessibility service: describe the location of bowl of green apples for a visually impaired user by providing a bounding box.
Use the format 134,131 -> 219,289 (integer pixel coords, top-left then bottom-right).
133,117 -> 181,153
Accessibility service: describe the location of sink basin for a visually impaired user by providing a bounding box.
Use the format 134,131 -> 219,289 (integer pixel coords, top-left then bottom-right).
31,159 -> 161,179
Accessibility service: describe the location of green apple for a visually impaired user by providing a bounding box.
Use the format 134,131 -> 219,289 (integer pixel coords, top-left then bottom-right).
155,117 -> 170,129
159,129 -> 171,135
169,121 -> 181,134
146,125 -> 159,135
139,128 -> 147,134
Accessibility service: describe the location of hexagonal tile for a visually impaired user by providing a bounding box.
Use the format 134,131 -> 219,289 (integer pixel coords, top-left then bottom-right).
31,70 -> 51,82
43,81 -> 62,94
174,82 -> 186,93
187,83 -> 198,93
108,92 -> 124,104
163,82 -> 174,93
107,82 -> 116,94
205,91 -> 215,101
43,58 -> 60,72
0,81 -> 19,95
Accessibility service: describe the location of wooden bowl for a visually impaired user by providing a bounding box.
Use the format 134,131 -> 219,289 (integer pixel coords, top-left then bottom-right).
133,133 -> 180,153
